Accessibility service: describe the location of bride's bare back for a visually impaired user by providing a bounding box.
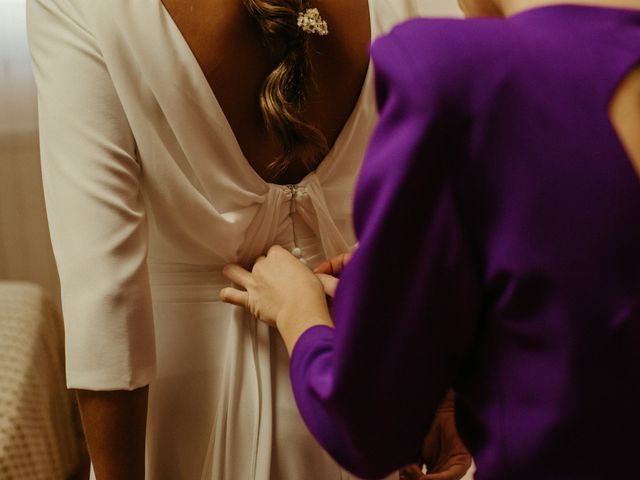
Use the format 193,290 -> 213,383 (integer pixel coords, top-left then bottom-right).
161,0 -> 371,184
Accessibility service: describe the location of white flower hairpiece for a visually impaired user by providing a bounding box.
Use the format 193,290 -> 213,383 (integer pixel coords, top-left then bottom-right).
297,8 -> 329,36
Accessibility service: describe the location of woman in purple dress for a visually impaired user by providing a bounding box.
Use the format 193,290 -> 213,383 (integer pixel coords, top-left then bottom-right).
221,0 -> 640,478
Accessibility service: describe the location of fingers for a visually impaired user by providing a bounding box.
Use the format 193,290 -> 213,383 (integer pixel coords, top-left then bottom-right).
266,244 -> 289,257
400,464 -> 426,480
340,252 -> 353,270
219,287 -> 249,307
421,412 -> 441,468
424,458 -> 471,480
423,414 -> 472,480
253,255 -> 267,269
221,264 -> 252,307
222,264 -> 252,288
314,259 -> 333,275
316,273 -> 339,298
313,252 -> 353,275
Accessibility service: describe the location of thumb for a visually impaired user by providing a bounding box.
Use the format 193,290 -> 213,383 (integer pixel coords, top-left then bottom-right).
315,273 -> 339,298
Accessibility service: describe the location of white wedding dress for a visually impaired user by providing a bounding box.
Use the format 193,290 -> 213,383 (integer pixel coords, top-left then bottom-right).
28,1 -> 441,478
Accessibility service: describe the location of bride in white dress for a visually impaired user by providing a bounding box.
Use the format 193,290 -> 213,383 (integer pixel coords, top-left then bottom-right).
27,0 -> 451,478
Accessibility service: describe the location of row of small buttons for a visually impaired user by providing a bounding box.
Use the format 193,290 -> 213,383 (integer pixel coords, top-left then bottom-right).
286,185 -> 307,265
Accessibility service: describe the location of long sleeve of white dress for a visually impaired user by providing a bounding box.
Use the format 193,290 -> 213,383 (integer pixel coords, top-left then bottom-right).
27,0 -> 155,391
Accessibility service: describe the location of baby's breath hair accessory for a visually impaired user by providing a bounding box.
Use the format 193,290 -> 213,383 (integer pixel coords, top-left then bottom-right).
297,8 -> 329,36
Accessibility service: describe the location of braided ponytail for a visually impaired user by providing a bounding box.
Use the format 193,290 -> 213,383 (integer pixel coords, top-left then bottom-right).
243,0 -> 329,178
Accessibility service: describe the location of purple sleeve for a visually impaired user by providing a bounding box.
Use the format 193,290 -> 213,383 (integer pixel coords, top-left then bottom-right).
290,28 -> 482,479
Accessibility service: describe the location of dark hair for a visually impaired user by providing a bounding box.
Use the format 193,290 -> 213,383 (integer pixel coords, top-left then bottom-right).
243,0 -> 329,177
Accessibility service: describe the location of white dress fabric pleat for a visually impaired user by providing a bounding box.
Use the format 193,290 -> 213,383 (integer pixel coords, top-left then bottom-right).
27,0 -> 438,478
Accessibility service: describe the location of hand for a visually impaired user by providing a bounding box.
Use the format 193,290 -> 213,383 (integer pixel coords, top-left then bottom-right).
400,463 -> 427,480
421,391 -> 472,480
220,245 -> 333,354
313,252 -> 353,298
400,391 -> 471,480
315,273 -> 340,299
313,252 -> 353,276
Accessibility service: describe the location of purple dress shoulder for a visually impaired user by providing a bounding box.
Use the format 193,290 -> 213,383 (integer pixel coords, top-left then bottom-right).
290,6 -> 640,479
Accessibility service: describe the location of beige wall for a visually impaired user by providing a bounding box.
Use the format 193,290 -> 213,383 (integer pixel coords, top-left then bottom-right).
0,0 -> 60,304
0,133 -> 60,300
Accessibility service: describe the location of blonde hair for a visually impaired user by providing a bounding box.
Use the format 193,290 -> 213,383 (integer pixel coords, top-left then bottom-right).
243,0 -> 329,178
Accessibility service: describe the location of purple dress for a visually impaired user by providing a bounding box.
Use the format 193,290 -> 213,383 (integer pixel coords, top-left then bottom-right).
289,5 -> 640,480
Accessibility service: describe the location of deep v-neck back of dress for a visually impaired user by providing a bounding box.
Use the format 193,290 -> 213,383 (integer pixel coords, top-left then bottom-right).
159,0 -> 373,185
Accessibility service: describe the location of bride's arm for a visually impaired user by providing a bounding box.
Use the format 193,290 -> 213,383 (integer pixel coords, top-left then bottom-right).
28,1 -> 156,476
76,388 -> 149,480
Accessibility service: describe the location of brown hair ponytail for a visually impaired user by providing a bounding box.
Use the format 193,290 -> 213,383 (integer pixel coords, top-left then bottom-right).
243,0 -> 328,177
